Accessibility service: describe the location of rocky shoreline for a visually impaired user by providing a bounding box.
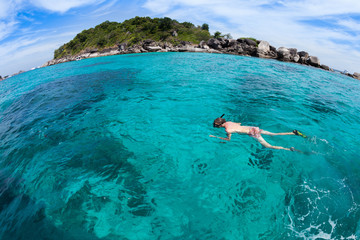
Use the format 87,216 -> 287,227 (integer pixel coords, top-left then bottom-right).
42,38 -> 360,80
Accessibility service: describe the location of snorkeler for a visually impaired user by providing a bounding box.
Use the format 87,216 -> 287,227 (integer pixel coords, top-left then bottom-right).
210,114 -> 305,152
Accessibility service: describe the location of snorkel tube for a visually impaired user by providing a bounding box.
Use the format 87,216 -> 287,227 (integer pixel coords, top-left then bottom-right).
213,114 -> 226,127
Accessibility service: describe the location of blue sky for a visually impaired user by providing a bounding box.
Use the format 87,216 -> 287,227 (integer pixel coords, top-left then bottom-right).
1,0 -> 360,76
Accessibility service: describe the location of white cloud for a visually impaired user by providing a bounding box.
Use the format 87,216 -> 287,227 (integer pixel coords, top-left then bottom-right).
0,0 -> 11,18
29,0 -> 104,13
0,0 -> 28,20
91,0 -> 114,12
0,0 -> 107,19
337,19 -> 360,32
282,0 -> 360,16
148,0 -> 360,17
0,0 -> 112,75
0,0 -> 102,43
143,0 -> 174,13
0,20 -> 18,40
0,30 -> 77,75
0,0 -> 24,41
143,0 -> 360,72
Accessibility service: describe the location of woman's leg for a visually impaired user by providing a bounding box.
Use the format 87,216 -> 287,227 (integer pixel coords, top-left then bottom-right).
255,135 -> 291,151
261,130 -> 295,136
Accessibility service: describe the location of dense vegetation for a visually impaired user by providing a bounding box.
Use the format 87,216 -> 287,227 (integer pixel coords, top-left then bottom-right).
54,16 -> 212,59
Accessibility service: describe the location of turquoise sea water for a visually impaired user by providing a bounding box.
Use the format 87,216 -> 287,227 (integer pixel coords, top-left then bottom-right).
1,52 -> 360,239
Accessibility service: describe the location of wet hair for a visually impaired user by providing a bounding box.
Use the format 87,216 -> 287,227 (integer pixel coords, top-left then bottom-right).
213,114 -> 226,127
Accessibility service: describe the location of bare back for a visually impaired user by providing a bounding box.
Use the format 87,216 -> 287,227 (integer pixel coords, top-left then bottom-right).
223,121 -> 253,135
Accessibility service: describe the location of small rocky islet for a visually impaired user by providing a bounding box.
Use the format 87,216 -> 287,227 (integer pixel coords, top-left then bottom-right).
41,17 -> 359,80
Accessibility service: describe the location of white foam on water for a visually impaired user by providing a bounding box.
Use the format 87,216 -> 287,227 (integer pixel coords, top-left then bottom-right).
286,177 -> 359,239
287,208 -> 337,239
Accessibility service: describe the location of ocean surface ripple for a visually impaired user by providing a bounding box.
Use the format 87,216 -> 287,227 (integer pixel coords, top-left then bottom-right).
1,52 -> 360,239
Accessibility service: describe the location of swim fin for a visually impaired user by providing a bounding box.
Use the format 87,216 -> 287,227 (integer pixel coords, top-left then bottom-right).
293,130 -> 307,138
290,147 -> 302,153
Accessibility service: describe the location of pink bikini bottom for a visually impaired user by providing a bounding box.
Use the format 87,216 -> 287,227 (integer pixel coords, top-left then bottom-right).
248,127 -> 262,139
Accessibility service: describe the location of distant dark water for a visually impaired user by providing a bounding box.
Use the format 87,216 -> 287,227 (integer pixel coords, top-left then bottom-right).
1,52 -> 360,239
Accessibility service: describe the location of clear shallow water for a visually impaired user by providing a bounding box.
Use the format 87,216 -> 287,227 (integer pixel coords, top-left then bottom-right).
1,52 -> 360,239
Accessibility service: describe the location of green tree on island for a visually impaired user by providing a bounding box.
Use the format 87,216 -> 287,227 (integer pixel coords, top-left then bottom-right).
201,23 -> 209,31
213,31 -> 222,38
54,16 -> 211,59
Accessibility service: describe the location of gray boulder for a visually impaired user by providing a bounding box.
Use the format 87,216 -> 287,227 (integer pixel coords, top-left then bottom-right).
223,39 -> 237,48
100,47 -> 118,54
179,41 -> 192,46
298,57 -> 307,64
289,48 -> 297,55
83,48 -> 98,54
256,40 -> 270,58
160,42 -> 173,49
234,38 -> 257,56
256,40 -> 277,58
268,45 -> 278,58
293,54 -> 300,63
298,51 -> 309,64
320,64 -> 330,71
288,48 -> 299,62
353,72 -> 360,80
207,38 -> 222,49
277,47 -> 291,61
307,56 -> 320,67
237,46 -> 244,55
257,40 -> 270,51
80,53 -> 90,58
143,39 -> 155,45
236,38 -> 244,43
240,43 -> 257,56
128,45 -> 143,53
142,40 -> 163,51
277,48 -> 299,62
118,43 -> 127,51
198,40 -> 210,49
244,38 -> 257,46
298,51 -> 309,58
224,45 -> 239,53
219,39 -> 239,53
228,39 -> 237,47
217,37 -> 227,47
143,39 -> 158,49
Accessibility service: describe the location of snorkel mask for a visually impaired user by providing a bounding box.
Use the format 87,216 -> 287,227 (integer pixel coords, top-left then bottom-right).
213,114 -> 225,127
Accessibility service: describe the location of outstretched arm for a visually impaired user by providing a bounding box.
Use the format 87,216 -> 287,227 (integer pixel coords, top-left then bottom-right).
210,132 -> 232,141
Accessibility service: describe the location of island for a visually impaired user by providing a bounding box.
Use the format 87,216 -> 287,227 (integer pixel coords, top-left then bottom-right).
42,16 -> 359,80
